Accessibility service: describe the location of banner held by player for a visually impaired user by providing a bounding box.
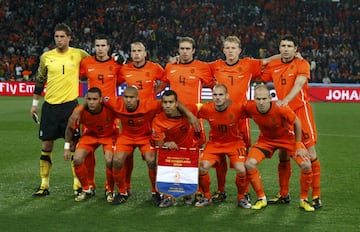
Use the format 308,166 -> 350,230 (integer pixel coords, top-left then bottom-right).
156,148 -> 199,199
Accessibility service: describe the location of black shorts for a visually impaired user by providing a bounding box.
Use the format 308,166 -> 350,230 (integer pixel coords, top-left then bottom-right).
39,100 -> 78,140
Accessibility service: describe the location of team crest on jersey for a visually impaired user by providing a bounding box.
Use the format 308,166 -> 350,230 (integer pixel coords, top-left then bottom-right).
190,68 -> 195,74
109,65 -> 113,71
146,72 -> 150,77
228,113 -> 235,121
290,65 -> 294,70
103,96 -> 110,102
238,67 -> 243,72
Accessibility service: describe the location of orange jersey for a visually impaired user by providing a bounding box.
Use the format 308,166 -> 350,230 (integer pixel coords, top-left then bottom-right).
104,97 -> 162,139
120,61 -> 165,99
72,105 -> 118,138
152,105 -> 201,148
198,102 -> 245,146
80,56 -> 123,97
262,58 -> 311,111
209,58 -> 263,103
244,101 -> 297,139
164,60 -> 214,104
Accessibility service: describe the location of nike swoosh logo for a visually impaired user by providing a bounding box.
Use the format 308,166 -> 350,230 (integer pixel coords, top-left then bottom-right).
170,70 -> 177,73
126,75 -> 132,78
274,69 -> 281,73
88,68 -> 95,72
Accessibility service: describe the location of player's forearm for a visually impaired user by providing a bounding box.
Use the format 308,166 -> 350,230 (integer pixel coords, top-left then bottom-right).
294,117 -> 302,142
283,76 -> 307,104
64,126 -> 74,143
262,54 -> 281,65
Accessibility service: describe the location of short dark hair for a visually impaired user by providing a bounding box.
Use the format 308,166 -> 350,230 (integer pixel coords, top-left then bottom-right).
54,23 -> 72,36
280,34 -> 298,47
95,34 -> 110,44
87,87 -> 102,97
162,90 -> 178,101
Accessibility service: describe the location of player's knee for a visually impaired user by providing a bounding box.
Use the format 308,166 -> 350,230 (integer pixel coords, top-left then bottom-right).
299,161 -> 311,170
245,158 -> 257,170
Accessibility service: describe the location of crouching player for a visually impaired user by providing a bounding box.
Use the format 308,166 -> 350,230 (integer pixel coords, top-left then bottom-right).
64,87 -> 118,202
244,85 -> 314,211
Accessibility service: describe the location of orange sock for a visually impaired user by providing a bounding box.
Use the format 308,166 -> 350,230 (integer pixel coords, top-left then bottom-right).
85,152 -> 96,188
300,169 -> 313,200
278,160 -> 291,197
124,155 -> 134,190
105,166 -> 114,192
113,167 -> 126,194
199,173 -> 211,199
148,168 -> 157,193
74,163 -> 89,191
235,173 -> 247,200
311,159 -> 321,197
247,169 -> 265,198
216,157 -> 227,192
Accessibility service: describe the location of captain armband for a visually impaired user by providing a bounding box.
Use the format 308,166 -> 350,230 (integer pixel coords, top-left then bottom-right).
34,82 -> 45,95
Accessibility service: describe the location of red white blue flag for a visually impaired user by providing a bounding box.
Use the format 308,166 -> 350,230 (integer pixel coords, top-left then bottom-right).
156,148 -> 199,199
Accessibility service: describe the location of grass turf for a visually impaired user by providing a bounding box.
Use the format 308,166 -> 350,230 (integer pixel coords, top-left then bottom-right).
0,97 -> 359,231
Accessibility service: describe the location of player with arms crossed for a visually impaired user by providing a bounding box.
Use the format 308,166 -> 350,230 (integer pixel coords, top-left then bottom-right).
261,35 -> 322,209
244,85 -> 314,211
30,23 -> 89,196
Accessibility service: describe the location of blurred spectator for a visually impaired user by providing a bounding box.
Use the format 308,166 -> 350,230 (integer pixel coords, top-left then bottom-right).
0,0 -> 359,83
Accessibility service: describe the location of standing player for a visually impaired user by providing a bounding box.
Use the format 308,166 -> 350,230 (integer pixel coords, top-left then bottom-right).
151,90 -> 204,207
118,41 -> 167,196
261,34 -> 322,209
63,87 -> 118,202
164,37 -> 213,203
208,36 -> 282,203
244,85 -> 314,211
30,23 -> 89,196
195,84 -> 249,208
79,34 -> 123,201
164,37 -> 214,105
120,41 -> 167,99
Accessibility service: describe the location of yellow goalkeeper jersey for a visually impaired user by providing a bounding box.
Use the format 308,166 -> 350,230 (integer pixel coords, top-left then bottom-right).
36,47 -> 89,104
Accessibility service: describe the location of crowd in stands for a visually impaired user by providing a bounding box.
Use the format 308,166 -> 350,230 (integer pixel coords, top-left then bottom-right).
0,0 -> 359,83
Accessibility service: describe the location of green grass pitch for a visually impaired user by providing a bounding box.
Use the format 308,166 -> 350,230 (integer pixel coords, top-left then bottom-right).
0,96 -> 359,231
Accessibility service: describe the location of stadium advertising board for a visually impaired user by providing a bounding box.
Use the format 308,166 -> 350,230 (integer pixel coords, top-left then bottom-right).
1,82 -> 359,103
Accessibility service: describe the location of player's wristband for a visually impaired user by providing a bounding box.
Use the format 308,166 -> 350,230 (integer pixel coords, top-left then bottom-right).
64,142 -> 70,150
32,99 -> 39,107
296,142 -> 306,150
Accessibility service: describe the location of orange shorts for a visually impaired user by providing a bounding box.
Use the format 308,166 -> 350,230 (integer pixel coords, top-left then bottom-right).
201,142 -> 246,167
294,104 -> 317,148
248,136 -> 306,165
238,118 -> 251,148
76,135 -> 114,153
114,135 -> 154,159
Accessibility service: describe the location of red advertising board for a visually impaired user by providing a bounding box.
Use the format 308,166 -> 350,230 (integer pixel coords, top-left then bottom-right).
0,81 -> 85,97
1,81 -> 359,103
308,86 -> 360,103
